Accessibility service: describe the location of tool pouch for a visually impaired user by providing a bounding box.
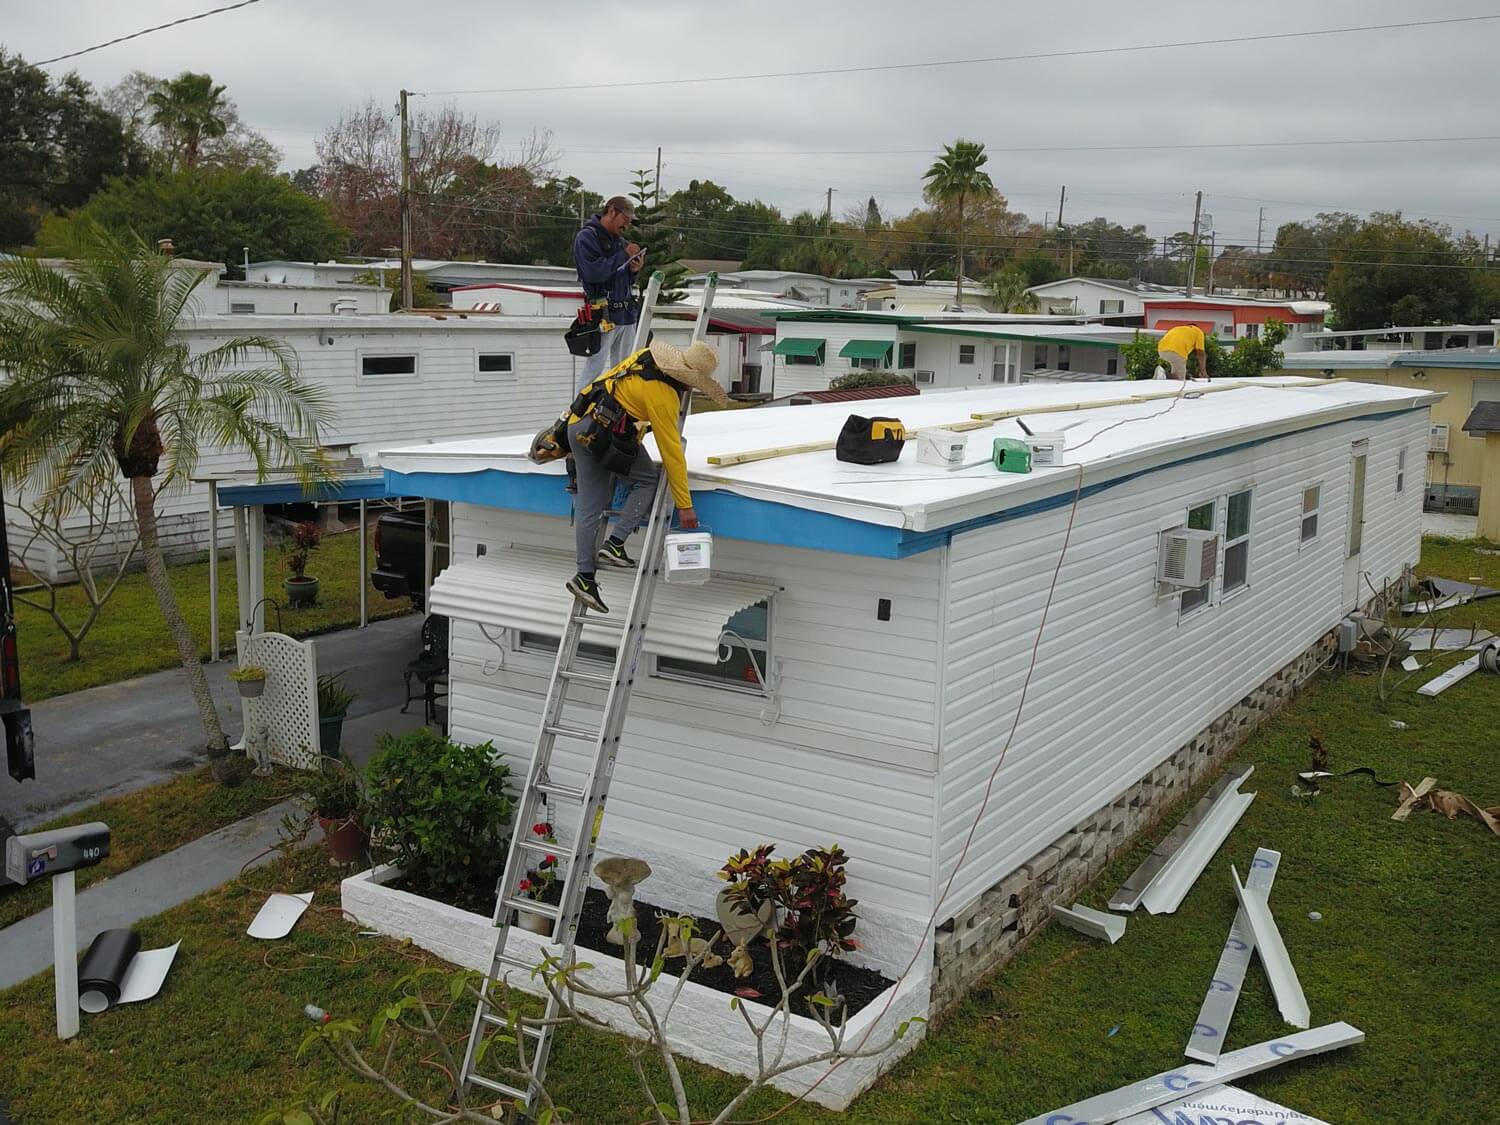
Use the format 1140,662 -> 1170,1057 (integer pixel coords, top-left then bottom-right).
835,415 -> 907,464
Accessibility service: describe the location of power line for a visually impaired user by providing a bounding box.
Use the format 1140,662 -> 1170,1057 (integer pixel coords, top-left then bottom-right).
414,13 -> 1500,96
32,0 -> 265,66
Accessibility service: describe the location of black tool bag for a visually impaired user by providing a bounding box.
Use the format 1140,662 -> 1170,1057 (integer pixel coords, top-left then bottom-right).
564,307 -> 602,357
835,415 -> 907,465
574,393 -> 641,474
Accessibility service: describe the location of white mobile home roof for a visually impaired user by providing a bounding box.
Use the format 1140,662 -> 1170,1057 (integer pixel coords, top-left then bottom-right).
382,378 -> 1437,554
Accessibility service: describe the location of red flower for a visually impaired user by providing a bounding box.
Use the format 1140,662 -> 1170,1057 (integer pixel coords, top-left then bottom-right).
532,822 -> 552,836
518,879 -> 532,893
541,855 -> 557,868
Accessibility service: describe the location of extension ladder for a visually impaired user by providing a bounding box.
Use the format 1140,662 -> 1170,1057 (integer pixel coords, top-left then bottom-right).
456,270 -> 719,1114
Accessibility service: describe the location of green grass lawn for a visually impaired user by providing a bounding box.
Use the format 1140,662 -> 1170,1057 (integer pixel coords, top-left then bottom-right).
0,767 -> 295,931
15,524 -> 413,701
1,540 -> 1496,1123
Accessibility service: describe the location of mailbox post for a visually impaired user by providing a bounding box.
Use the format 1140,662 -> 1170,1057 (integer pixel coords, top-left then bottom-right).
5,823 -> 111,1039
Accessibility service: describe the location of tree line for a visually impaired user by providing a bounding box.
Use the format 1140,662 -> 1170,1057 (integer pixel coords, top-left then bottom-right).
4,51 -> 1499,329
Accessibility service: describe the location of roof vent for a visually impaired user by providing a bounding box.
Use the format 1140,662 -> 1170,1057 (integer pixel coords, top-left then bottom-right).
332,298 -> 359,316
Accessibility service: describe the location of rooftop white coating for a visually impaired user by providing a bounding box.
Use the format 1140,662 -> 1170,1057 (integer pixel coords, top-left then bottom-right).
381,377 -> 1439,533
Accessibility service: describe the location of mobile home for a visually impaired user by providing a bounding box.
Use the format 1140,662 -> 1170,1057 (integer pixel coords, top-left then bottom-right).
371,375 -> 1435,1103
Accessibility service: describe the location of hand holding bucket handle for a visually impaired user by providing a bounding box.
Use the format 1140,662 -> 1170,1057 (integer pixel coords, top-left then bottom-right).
675,506 -> 699,530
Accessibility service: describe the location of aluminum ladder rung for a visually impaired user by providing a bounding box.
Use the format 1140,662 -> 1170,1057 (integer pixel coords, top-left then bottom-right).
558,668 -> 612,687
505,896 -> 561,920
457,269 -> 718,1114
466,1072 -> 531,1101
544,720 -> 599,741
536,778 -> 586,803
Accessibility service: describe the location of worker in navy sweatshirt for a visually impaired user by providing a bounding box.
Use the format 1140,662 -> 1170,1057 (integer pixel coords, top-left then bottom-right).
573,196 -> 645,390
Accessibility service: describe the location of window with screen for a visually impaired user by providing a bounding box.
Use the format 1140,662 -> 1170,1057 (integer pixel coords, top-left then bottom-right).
477,352 -> 514,376
655,601 -> 771,692
1099,299 -> 1124,314
1181,500 -> 1215,614
1301,483 -> 1321,543
518,632 -> 617,665
1223,490 -> 1252,593
898,342 -> 917,369
361,354 -> 417,377
958,344 -> 976,365
1396,447 -> 1406,494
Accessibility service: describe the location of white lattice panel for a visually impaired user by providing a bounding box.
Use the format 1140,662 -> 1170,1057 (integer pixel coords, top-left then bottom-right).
238,630 -> 320,769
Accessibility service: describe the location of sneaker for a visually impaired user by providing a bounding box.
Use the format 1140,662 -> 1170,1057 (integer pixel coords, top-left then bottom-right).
596,539 -> 636,569
566,573 -> 608,613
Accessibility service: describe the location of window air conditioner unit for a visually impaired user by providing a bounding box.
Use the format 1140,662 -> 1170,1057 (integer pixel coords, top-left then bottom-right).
1158,527 -> 1219,589
914,370 -> 935,384
1429,423 -> 1449,453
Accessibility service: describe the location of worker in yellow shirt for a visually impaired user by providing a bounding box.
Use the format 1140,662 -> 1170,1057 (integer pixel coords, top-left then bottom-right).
1157,324 -> 1207,380
564,339 -> 726,613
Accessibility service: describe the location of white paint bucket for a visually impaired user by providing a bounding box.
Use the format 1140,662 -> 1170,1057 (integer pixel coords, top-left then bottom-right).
664,530 -> 713,584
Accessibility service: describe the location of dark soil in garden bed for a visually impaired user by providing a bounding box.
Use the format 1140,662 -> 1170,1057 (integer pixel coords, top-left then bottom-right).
389,877 -> 894,1020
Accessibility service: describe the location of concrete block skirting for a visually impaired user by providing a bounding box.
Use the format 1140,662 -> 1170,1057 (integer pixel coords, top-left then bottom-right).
930,626 -> 1345,1017
341,865 -> 930,1110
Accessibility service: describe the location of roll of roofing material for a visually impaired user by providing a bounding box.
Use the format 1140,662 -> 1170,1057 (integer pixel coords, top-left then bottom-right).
77,928 -> 141,1013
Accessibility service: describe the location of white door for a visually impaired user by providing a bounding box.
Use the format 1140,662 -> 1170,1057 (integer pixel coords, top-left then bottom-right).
1342,442 -> 1369,610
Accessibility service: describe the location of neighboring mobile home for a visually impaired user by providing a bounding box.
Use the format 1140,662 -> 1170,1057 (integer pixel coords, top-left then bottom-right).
1143,294 -> 1329,351
1278,347 -> 1500,514
374,375 -> 1434,1102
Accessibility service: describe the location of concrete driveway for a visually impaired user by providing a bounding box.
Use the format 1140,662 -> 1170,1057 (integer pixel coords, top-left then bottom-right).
0,614 -> 425,829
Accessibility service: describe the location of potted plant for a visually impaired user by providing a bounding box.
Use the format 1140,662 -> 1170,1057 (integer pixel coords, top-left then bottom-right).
283,520 -> 322,608
317,671 -> 359,758
230,664 -> 268,698
514,821 -> 560,934
303,753 -> 369,864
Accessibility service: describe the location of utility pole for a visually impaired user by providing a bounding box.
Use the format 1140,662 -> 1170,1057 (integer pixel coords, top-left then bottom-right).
1256,207 -> 1265,255
1185,190 -> 1203,298
398,89 -> 413,311
1206,233 -> 1216,295
655,147 -> 662,206
825,187 -> 834,234
1256,206 -> 1266,295
1056,185 -> 1067,229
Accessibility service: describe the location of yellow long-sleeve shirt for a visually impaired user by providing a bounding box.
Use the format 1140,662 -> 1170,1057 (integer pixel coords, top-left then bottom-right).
609,374 -> 691,508
571,352 -> 692,507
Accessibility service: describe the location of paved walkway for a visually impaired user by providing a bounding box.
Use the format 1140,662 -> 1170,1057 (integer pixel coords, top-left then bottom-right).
1421,511 -> 1479,539
0,615 -> 424,830
0,799 -> 300,990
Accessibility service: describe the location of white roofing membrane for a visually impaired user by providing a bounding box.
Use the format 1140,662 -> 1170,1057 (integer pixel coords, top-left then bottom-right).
380,378 -> 1439,534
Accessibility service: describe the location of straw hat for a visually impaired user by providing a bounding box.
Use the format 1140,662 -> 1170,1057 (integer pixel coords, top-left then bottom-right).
649,340 -> 728,404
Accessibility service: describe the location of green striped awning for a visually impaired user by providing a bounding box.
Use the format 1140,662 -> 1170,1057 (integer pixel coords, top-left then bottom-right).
772,337 -> 826,358
839,339 -> 894,361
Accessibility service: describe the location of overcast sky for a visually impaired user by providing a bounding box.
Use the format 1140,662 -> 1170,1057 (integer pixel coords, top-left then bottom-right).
9,0 -> 1500,248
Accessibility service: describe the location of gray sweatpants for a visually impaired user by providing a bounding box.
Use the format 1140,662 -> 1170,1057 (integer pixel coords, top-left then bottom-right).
576,322 -> 637,391
567,415 -> 660,573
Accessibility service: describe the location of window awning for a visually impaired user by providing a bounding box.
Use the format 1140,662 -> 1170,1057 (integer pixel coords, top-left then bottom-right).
429,551 -> 777,664
772,337 -> 826,357
838,339 -> 894,361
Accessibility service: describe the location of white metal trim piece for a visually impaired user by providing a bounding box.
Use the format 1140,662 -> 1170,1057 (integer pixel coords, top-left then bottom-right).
1119,1084 -> 1329,1124
1109,765 -> 1254,912
1417,653 -> 1483,696
1016,1022 -> 1363,1125
1185,847 -> 1281,1062
1051,903 -> 1126,945
1231,865 -> 1310,1029
1138,769 -> 1257,915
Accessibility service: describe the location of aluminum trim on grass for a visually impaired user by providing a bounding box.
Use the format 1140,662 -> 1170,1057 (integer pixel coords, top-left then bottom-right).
1017,1022 -> 1363,1125
1231,864 -> 1310,1029
1140,786 -> 1257,915
1185,847 -> 1280,1062
1051,903 -> 1126,945
1108,765 -> 1254,912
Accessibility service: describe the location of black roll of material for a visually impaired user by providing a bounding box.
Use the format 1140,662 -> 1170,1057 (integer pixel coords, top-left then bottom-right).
77,928 -> 141,1013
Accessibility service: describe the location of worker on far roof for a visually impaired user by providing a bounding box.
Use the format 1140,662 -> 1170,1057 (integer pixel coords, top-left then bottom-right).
1156,323 -> 1208,380
564,340 -> 726,614
574,196 -> 645,391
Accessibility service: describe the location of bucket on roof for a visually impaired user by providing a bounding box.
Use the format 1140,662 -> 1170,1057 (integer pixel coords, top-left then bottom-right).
664,530 -> 713,584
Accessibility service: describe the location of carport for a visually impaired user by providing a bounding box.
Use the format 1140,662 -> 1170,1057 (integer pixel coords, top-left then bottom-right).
195,469 -> 416,659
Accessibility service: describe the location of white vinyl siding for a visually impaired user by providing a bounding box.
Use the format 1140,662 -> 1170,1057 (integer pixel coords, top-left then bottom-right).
769,324 -> 898,397
443,506 -> 942,938
934,408 -> 1428,919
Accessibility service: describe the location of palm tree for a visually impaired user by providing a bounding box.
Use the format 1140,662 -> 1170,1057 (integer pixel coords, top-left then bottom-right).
985,266 -> 1039,314
0,225 -> 332,768
147,72 -> 228,169
922,139 -> 996,309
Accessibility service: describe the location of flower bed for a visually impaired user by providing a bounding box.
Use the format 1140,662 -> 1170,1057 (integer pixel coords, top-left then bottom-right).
342,864 -> 931,1110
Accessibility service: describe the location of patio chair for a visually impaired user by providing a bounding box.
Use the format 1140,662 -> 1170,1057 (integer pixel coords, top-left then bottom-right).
402,613 -> 449,727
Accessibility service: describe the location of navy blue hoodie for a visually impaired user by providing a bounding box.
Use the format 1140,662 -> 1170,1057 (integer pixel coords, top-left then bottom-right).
572,215 -> 638,325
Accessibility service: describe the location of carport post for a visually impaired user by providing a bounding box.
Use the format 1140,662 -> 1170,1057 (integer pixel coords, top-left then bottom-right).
358,498 -> 368,628
233,506 -> 250,634
248,505 -> 265,634
208,481 -> 220,660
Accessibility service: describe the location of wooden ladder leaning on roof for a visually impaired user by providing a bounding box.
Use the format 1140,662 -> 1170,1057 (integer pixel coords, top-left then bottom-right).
453,272 -> 719,1117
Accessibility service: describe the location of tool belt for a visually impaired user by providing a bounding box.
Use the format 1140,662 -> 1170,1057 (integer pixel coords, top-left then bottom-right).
836,415 -> 908,465
572,389 -> 640,474
564,299 -> 608,357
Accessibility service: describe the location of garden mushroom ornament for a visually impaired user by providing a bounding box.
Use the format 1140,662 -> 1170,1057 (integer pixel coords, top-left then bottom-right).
595,857 -> 651,945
